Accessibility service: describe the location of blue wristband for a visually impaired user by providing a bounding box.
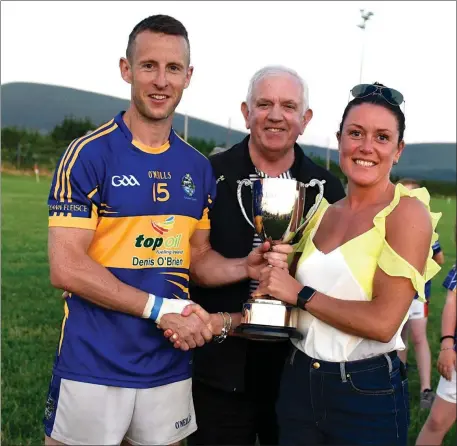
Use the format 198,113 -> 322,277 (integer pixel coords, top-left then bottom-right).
150,296 -> 163,321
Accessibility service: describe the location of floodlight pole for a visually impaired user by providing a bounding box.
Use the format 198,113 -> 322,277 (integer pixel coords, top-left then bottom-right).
357,10 -> 374,84
326,139 -> 331,171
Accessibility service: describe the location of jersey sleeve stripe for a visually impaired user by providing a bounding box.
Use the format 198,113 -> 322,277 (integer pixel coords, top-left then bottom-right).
48,187 -> 100,229
54,119 -> 114,201
161,272 -> 190,281
166,280 -> 189,294
65,123 -> 118,203
87,186 -> 98,199
54,138 -> 78,200
58,302 -> 69,355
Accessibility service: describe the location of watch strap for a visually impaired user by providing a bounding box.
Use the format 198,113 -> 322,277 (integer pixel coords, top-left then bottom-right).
297,286 -> 317,310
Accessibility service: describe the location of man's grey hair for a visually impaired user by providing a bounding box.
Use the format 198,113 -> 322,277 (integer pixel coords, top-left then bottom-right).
245,65 -> 310,112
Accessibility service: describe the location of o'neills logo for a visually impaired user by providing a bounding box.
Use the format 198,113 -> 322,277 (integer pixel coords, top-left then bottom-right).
175,414 -> 192,429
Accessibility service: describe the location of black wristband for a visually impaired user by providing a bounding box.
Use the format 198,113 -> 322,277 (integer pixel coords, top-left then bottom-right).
440,335 -> 456,343
297,286 -> 317,310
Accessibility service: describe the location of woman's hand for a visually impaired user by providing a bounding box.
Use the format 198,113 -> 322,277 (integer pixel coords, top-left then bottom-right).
437,348 -> 456,381
246,241 -> 293,280
252,265 -> 302,305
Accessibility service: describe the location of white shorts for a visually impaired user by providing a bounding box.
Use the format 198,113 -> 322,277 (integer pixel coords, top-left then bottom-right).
408,299 -> 429,320
436,369 -> 456,404
44,376 -> 196,445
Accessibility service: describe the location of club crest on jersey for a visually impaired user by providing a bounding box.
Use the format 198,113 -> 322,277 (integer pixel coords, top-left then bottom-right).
151,216 -> 175,235
181,174 -> 195,197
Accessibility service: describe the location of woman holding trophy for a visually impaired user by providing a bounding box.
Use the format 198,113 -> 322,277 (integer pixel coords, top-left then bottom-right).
253,83 -> 441,445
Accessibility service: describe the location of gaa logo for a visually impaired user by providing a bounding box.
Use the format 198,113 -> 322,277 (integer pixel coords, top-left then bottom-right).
111,175 -> 140,187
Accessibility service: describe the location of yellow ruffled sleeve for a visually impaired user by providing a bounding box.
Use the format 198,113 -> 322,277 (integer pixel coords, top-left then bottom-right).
374,184 -> 441,302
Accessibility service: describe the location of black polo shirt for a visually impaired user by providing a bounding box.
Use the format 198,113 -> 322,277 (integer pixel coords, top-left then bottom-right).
190,136 -> 346,393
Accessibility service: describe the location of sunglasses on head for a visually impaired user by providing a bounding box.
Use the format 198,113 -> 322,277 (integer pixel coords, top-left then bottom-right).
350,83 -> 404,107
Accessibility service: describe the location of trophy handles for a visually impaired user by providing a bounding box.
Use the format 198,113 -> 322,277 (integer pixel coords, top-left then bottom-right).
296,179 -> 326,233
237,179 -> 255,229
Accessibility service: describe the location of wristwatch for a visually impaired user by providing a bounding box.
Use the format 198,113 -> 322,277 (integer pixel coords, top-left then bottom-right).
296,286 -> 317,311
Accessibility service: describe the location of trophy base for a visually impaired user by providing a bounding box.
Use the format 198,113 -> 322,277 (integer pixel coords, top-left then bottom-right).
235,298 -> 303,341
235,323 -> 303,341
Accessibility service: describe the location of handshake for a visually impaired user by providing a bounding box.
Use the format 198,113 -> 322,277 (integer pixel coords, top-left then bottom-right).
60,240 -> 293,351
159,304 -> 228,351
160,240 -> 294,351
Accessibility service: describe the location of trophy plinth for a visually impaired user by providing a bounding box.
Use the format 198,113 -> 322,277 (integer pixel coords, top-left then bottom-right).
235,177 -> 325,341
236,298 -> 302,341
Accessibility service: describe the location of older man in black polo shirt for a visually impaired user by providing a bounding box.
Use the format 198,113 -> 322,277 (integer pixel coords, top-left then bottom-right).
188,65 -> 346,445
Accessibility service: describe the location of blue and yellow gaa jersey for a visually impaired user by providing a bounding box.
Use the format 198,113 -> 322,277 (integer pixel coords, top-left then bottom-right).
47,112 -> 216,389
443,265 -> 456,293
413,239 -> 442,300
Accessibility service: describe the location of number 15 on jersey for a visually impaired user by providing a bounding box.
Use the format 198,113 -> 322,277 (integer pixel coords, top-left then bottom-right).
152,182 -> 170,202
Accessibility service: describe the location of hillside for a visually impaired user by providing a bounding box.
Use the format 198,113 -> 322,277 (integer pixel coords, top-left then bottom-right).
1,82 -> 455,181
305,143 -> 457,182
0,82 -> 247,147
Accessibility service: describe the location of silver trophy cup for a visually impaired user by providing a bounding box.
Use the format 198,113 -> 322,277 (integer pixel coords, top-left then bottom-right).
235,177 -> 325,340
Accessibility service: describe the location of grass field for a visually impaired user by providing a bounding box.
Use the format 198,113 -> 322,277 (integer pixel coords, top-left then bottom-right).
1,173 -> 456,445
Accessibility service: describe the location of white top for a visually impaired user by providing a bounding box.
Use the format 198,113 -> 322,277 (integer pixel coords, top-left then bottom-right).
289,183 -> 441,362
290,248 -> 406,362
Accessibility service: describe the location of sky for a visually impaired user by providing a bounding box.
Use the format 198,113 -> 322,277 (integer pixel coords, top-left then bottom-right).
1,1 -> 456,148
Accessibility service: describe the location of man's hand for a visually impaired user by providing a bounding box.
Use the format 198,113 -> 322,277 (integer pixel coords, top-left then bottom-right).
158,310 -> 213,351
246,241 -> 293,280
163,304 -> 225,350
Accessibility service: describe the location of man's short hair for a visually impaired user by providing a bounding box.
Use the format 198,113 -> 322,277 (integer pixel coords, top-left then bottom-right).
126,14 -> 190,63
245,65 -> 310,112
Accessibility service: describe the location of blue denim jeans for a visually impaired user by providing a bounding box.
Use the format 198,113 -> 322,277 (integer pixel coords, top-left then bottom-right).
277,347 -> 409,445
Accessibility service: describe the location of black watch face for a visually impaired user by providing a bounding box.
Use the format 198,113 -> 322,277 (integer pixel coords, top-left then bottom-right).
299,286 -> 315,301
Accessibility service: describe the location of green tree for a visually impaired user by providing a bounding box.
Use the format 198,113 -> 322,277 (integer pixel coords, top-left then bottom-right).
1,127 -> 59,168
50,116 -> 96,145
308,154 -> 346,183
180,135 -> 218,157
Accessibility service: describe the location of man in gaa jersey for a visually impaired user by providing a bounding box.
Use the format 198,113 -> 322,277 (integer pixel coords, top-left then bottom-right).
44,14 -> 290,446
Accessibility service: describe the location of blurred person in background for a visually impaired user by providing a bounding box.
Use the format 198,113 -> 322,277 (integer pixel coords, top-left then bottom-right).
416,247 -> 456,445
34,162 -> 40,182
253,82 -> 442,445
397,178 -> 445,409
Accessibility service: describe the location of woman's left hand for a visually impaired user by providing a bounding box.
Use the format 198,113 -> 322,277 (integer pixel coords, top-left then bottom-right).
437,348 -> 456,381
252,265 -> 303,305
